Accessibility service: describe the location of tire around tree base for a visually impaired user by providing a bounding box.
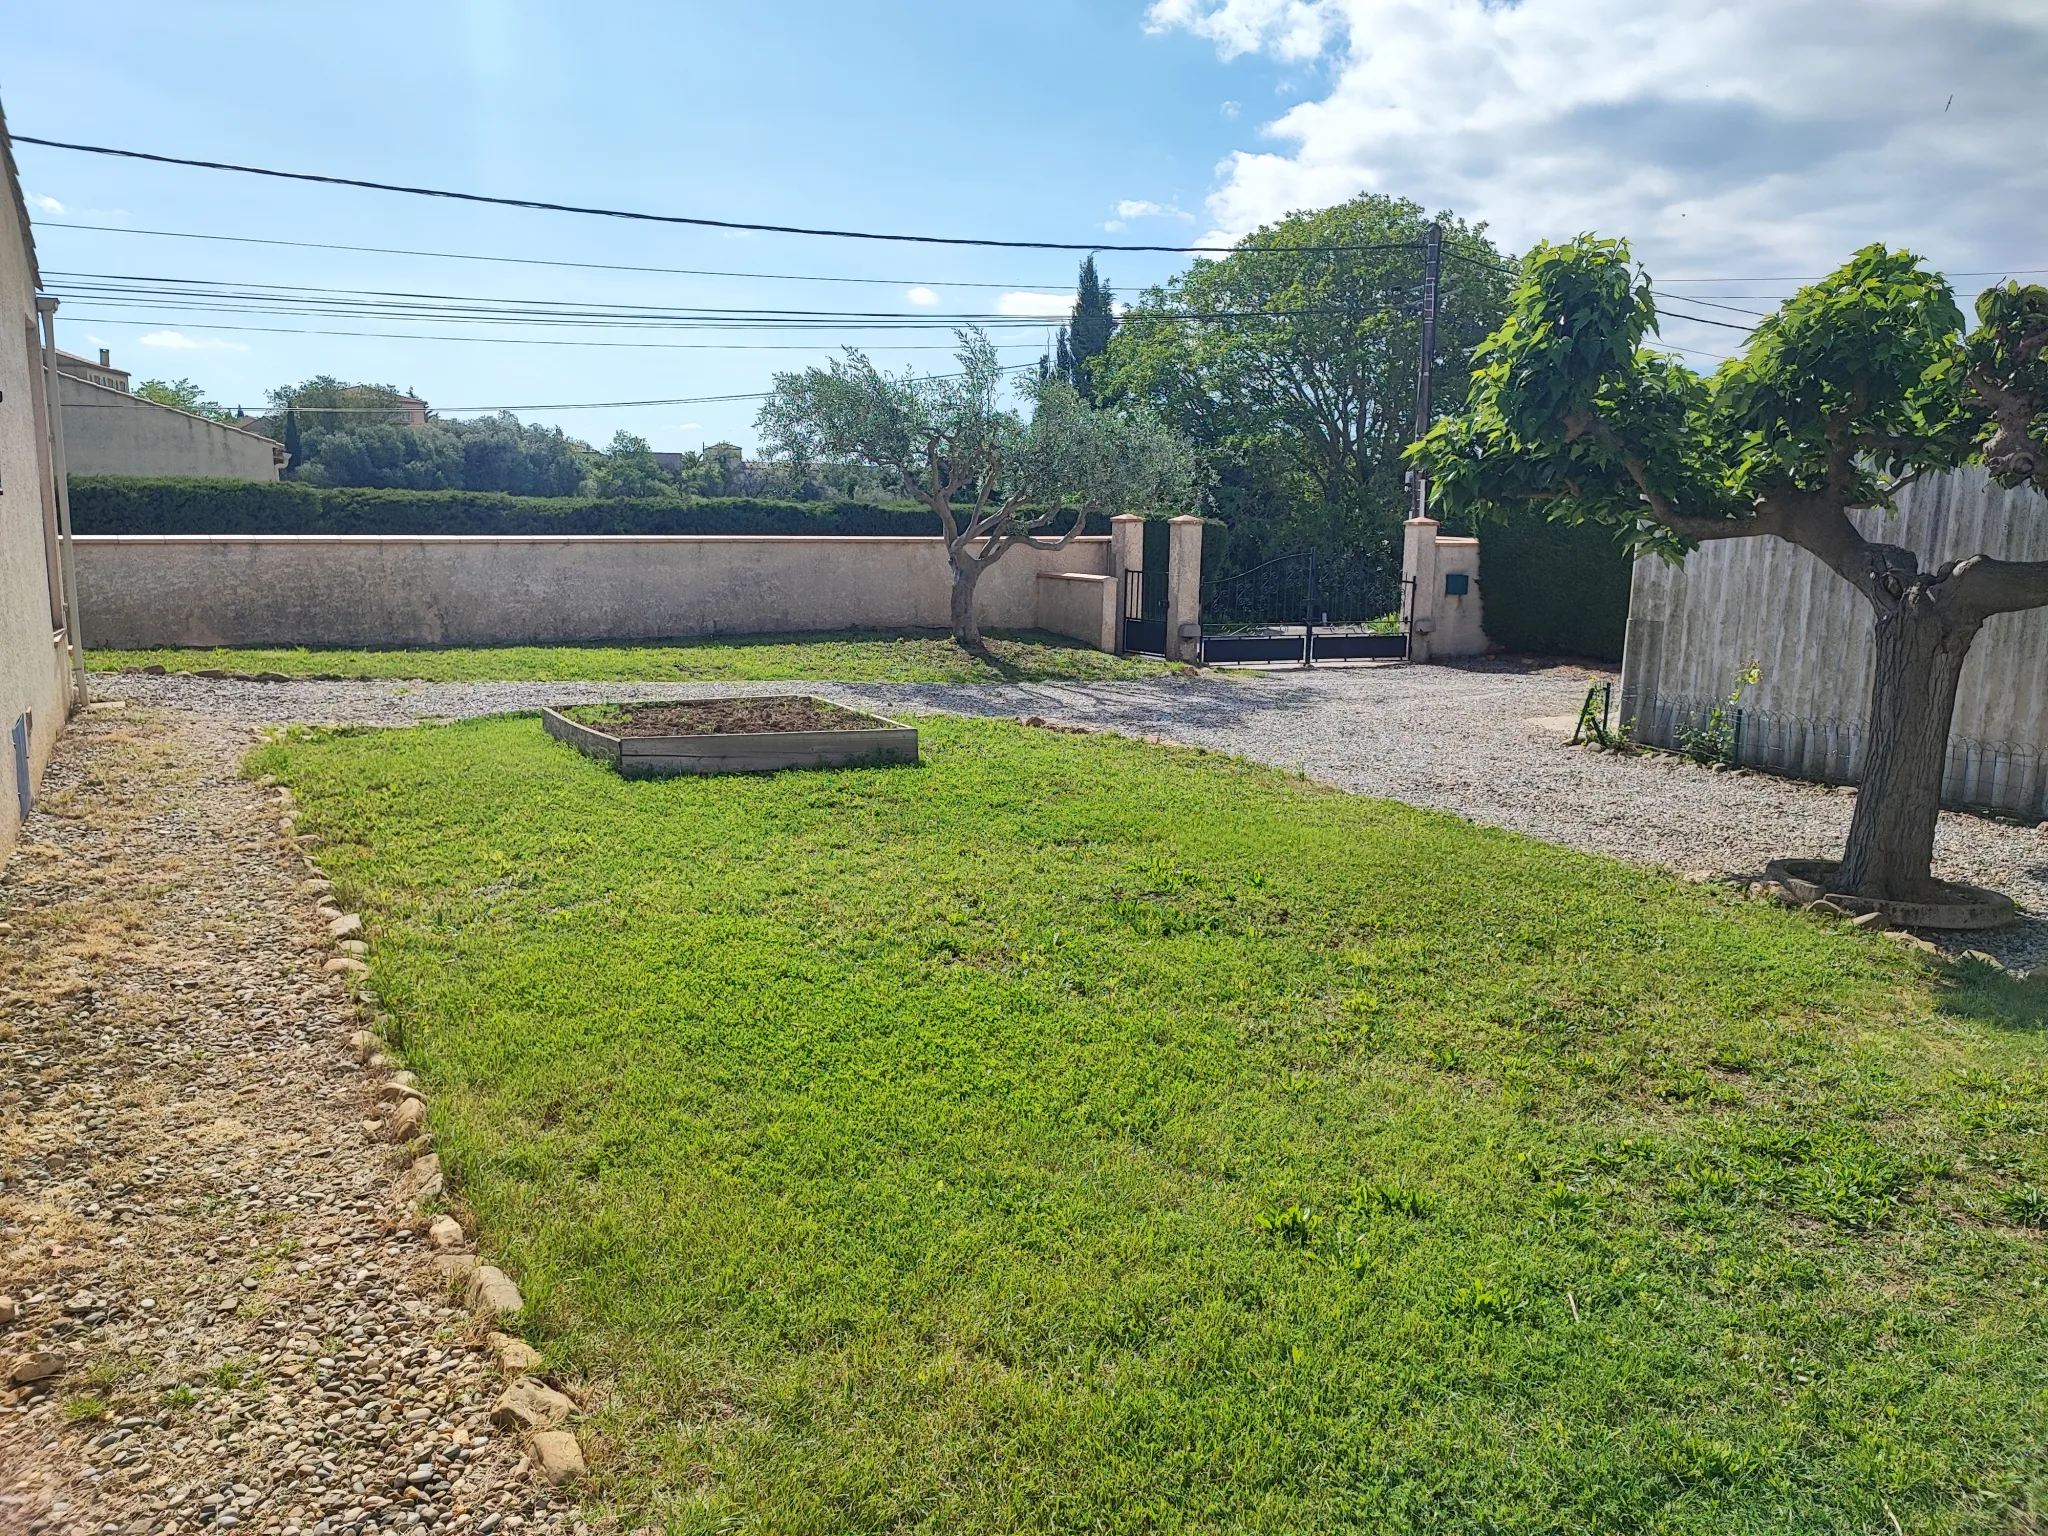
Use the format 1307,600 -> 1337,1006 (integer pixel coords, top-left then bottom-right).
1765,858 -> 2018,931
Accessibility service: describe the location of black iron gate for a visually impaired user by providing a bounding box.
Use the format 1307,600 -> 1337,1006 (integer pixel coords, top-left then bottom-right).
1119,517 -> 1172,656
1199,547 -> 1408,665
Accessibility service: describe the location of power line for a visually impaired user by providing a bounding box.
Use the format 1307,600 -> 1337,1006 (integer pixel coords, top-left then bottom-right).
33,220 -> 1072,292
14,133 -> 1423,256
59,316 -> 1051,351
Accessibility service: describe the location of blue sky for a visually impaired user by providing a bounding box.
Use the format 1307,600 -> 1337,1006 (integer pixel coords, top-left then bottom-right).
11,0 -> 2045,453
9,2 -> 1280,451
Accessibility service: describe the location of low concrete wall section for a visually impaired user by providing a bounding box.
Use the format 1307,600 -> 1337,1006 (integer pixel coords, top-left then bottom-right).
74,533 -> 1115,648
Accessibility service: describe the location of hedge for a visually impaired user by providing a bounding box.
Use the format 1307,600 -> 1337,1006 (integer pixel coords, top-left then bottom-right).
1470,509 -> 1634,661
65,477 -> 1123,539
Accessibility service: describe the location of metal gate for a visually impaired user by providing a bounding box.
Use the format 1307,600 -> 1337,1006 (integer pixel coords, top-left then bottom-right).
1199,547 -> 1408,666
1119,518 -> 1171,655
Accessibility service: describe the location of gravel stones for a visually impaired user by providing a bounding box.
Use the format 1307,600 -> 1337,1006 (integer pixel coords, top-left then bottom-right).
97,668 -> 2048,969
0,707 -> 592,1535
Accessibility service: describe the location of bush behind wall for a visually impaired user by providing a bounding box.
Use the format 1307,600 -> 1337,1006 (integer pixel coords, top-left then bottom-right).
68,477 -> 1115,539
1468,509 -> 1634,661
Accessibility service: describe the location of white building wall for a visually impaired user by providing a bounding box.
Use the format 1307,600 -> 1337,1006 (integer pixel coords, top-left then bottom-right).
1619,467 -> 2048,816
0,122 -> 75,865
60,374 -> 284,481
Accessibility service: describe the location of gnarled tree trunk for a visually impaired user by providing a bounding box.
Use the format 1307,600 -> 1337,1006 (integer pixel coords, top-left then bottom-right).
1833,582 -> 1985,901
948,555 -> 986,649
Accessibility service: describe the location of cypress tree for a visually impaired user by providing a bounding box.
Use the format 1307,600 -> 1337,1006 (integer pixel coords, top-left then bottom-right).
1068,257 -> 1117,401
283,405 -> 303,471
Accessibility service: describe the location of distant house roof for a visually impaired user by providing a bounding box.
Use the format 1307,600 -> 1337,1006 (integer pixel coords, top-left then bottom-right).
56,348 -> 132,391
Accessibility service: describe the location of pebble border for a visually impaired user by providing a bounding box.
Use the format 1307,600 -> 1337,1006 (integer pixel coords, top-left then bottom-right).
268,777 -> 591,1492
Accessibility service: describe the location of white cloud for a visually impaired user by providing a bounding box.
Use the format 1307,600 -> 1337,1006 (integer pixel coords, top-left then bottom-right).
27,192 -> 64,214
139,330 -> 248,352
997,291 -> 1075,318
1115,199 -> 1194,221
1221,100 -> 1242,118
672,422 -> 701,431
1155,0 -> 2048,323
1147,0 -> 1337,61
905,286 -> 940,306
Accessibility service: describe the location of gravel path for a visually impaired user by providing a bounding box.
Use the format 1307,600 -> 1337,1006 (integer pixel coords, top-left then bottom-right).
0,709 -> 594,1536
92,666 -> 2048,968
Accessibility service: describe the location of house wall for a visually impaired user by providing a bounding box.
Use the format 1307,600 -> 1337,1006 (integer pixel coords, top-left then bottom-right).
1619,466 -> 2048,816
0,129 -> 75,865
60,374 -> 284,481
74,533 -> 1116,648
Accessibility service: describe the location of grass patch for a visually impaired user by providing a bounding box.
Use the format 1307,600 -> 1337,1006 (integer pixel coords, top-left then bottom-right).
89,629 -> 1173,684
258,715 -> 2048,1534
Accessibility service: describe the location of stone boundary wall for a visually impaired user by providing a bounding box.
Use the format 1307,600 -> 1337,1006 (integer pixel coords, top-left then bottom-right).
1620,467 -> 2048,817
60,373 -> 285,481
74,533 -> 1115,649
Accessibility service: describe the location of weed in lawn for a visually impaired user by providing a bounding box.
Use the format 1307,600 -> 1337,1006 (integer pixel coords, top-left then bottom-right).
1254,1203 -> 1325,1247
257,714 -> 2048,1535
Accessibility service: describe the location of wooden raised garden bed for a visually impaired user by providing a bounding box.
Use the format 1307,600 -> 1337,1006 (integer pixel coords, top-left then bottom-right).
542,695 -> 918,777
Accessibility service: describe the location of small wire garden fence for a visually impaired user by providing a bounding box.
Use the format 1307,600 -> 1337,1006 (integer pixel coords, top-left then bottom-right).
1627,698 -> 2048,819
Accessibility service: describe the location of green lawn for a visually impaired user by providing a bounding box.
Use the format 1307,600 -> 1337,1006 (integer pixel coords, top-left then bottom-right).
257,716 -> 2048,1535
91,629 -> 1172,684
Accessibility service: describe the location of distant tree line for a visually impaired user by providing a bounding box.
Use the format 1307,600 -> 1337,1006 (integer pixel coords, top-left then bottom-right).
222,377 -> 908,502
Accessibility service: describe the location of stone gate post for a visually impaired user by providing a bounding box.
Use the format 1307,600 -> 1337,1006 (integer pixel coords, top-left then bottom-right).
1166,516 -> 1204,663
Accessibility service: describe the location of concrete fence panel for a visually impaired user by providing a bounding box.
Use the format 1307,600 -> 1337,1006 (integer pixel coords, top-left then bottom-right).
74,533 -> 1114,649
1619,467 -> 2048,817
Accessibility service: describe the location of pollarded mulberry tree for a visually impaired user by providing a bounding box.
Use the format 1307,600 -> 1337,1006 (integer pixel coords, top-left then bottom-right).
1412,239 -> 2048,906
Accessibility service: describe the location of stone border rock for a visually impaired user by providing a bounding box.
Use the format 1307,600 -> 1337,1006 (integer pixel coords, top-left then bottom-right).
1765,857 -> 2019,931
265,768 -> 593,1494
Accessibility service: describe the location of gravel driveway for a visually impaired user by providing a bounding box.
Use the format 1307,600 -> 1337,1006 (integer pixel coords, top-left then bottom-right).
0,711 -> 590,1536
94,665 -> 2048,969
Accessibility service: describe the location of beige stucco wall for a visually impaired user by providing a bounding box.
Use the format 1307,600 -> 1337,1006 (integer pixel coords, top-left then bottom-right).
1034,571 -> 1119,652
60,374 -> 284,481
75,534 -> 1115,648
1401,518 -> 1486,661
0,137 -> 73,865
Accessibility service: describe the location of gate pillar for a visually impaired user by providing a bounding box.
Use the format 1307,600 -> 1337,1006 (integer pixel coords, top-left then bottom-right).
1402,516 -> 1486,662
1111,514 -> 1145,653
1166,516 -> 1204,663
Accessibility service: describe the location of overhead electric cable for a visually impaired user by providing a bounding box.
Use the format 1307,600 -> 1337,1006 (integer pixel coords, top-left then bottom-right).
33,221 -> 1071,291
14,134 -> 1419,255
57,316 -> 1050,351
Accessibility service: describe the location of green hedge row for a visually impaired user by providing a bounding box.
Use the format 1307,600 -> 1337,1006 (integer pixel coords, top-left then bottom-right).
1472,510 -> 1634,661
67,477 -> 997,538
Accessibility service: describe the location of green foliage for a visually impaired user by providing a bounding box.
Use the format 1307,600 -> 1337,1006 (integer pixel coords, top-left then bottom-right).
585,430 -> 676,500
89,630 -> 1170,684
1412,236 -> 2028,554
257,714 -> 2048,1533
1450,503 -> 1633,658
1101,194 -> 1513,569
757,329 -> 1199,538
1066,255 -> 1119,402
133,377 -> 233,421
66,477 -> 993,537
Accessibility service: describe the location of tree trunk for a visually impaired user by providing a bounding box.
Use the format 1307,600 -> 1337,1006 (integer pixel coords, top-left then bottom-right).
1833,593 -> 1983,901
948,555 -> 985,649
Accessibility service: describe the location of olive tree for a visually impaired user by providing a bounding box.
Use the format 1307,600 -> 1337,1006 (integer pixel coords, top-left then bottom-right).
758,330 -> 1200,649
1412,238 -> 2048,904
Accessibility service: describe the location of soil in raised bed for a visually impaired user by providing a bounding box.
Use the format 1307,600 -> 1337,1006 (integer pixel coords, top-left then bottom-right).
563,696 -> 881,737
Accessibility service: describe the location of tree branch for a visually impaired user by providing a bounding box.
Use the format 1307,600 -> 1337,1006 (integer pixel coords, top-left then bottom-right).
1942,554 -> 2048,620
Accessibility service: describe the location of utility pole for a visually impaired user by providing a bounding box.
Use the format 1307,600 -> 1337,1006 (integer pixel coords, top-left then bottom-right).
1411,221 -> 1443,520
